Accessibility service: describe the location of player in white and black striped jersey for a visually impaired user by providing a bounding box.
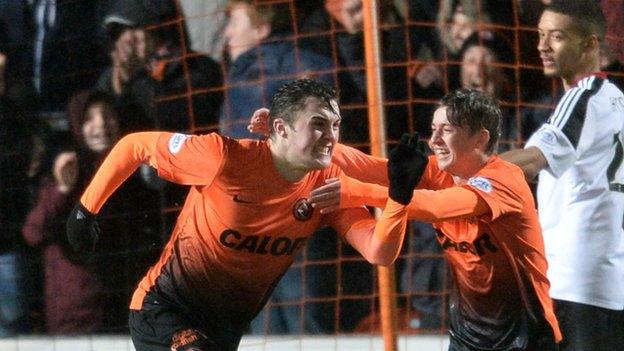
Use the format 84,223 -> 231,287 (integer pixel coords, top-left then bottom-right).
502,1 -> 624,350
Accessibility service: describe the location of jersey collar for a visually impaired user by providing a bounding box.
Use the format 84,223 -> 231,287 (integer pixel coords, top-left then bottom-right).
572,71 -> 607,86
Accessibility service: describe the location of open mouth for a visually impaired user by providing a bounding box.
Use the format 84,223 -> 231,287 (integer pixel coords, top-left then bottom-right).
433,148 -> 450,158
315,145 -> 332,156
541,57 -> 555,67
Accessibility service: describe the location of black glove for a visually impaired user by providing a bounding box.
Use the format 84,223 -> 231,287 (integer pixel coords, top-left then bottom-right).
66,202 -> 100,253
388,133 -> 429,205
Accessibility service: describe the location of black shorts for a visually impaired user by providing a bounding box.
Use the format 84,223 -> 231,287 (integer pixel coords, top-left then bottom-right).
447,311 -> 559,351
128,291 -> 242,351
555,299 -> 624,351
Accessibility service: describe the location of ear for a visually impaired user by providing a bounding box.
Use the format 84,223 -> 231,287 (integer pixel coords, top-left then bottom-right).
583,35 -> 600,54
272,118 -> 288,138
256,23 -> 271,41
476,128 -> 490,151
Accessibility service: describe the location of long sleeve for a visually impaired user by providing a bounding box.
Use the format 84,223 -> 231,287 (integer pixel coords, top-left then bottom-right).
340,175 -> 490,222
22,179 -> 74,247
80,132 -> 162,214
333,143 -> 388,185
342,199 -> 409,266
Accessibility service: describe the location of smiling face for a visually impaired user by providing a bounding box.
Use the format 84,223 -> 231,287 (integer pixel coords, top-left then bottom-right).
537,10 -> 587,83
280,97 -> 341,173
429,106 -> 486,178
82,102 -> 120,153
461,45 -> 497,94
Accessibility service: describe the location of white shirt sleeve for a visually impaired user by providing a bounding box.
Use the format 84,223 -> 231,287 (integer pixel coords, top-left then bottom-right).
525,123 -> 576,178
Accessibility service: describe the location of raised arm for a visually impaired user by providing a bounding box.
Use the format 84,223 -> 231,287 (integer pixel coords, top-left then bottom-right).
342,203 -> 408,266
337,175 -> 489,221
66,132 -> 162,252
332,143 -> 388,185
80,132 -> 162,213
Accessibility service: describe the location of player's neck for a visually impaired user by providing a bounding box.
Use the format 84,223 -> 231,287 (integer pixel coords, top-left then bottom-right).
451,153 -> 491,185
269,142 -> 307,183
562,61 -> 601,91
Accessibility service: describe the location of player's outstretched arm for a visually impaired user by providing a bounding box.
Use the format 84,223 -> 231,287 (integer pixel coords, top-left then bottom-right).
310,175 -> 388,213
332,143 -> 388,185
500,146 -> 548,181
66,132 -> 162,253
343,200 -> 409,266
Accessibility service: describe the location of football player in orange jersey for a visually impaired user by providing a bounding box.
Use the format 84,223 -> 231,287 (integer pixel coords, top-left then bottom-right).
65,79 -> 405,351
308,89 -> 561,350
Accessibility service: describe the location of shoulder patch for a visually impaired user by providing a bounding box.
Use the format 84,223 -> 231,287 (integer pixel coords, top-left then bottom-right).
468,176 -> 493,193
535,126 -> 557,146
168,133 -> 190,154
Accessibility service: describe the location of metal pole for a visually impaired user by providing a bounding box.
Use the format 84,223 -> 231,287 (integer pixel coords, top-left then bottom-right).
362,1 -> 398,350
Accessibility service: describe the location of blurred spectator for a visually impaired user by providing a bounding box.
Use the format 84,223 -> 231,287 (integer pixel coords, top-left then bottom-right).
601,42 -> 624,91
0,0 -> 107,125
96,0 -> 223,238
219,0 -> 334,139
0,20 -> 37,114
437,0 -> 486,62
409,0 -> 493,137
458,30 -> 518,151
179,0 -> 228,62
600,0 -> 624,65
403,0 -> 441,60
0,112 -> 35,336
22,90 -> 161,333
96,0 -> 223,132
300,0 -> 410,143
0,21 -> 44,336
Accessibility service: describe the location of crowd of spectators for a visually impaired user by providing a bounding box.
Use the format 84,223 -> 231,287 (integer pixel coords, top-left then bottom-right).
0,0 -> 622,336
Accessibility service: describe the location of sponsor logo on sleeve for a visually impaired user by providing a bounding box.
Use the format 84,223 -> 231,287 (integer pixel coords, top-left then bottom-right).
168,133 -> 190,154
468,176 -> 492,193
536,127 -> 556,146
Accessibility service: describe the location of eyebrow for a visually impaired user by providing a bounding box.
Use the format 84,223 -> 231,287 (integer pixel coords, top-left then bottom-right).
311,113 -> 341,122
538,27 -> 568,34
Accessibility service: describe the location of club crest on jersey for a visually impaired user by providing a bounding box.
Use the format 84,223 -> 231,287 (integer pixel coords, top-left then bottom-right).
468,176 -> 492,193
293,198 -> 314,221
168,133 -> 190,154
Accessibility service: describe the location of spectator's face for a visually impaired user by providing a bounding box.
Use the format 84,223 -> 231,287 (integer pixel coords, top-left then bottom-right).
325,0 -> 363,34
82,102 -> 120,153
537,10 -> 585,81
279,97 -> 341,171
450,10 -> 476,52
225,4 -> 268,61
429,106 -> 483,175
115,28 -> 149,64
461,45 -> 505,96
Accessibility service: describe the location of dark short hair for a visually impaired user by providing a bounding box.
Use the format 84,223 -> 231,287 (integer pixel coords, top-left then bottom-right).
545,0 -> 606,41
269,79 -> 338,133
439,89 -> 502,154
